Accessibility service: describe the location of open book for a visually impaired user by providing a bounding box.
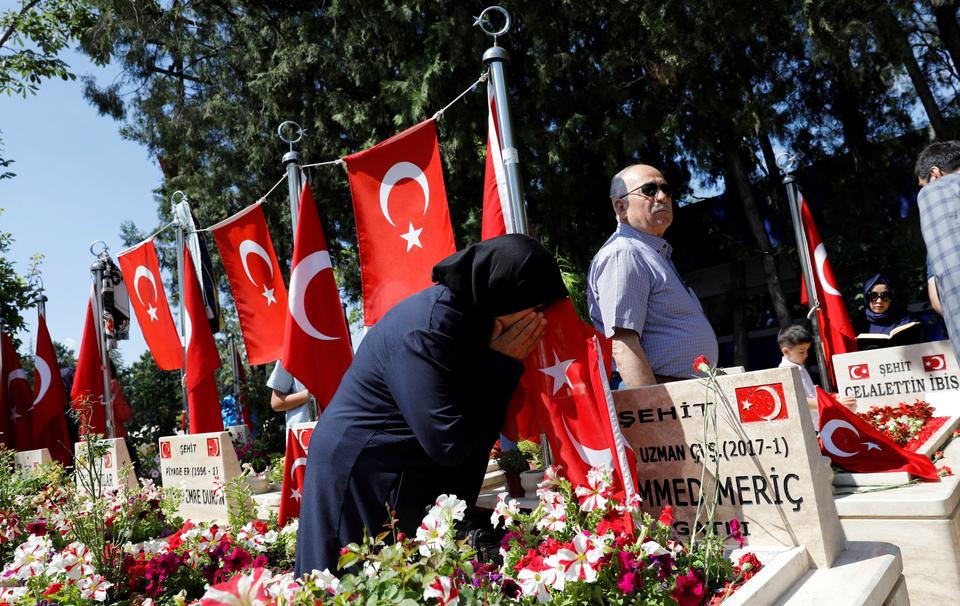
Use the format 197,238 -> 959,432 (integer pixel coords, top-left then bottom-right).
856,321 -> 922,349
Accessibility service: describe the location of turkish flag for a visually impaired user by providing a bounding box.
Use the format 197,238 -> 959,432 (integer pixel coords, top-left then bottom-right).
72,297 -> 106,436
923,354 -> 947,372
211,203 -> 288,365
481,83 -> 512,240
522,299 -> 636,498
278,422 -> 315,527
31,309 -> 73,465
183,246 -> 224,434
799,196 -> 857,384
281,182 -> 353,409
345,119 -> 457,325
734,383 -> 790,424
118,239 -> 183,370
817,388 -> 939,480
1,332 -> 33,451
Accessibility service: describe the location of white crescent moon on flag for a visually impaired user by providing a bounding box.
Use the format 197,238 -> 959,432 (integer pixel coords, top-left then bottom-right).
755,385 -> 785,421
238,240 -> 274,286
134,265 -> 158,305
820,419 -> 860,458
379,161 -> 430,227
7,368 -> 27,387
930,356 -> 946,371
288,251 -> 339,341
290,457 -> 308,482
850,365 -> 868,380
32,357 -> 50,405
296,430 -> 313,451
814,243 -> 842,296
562,417 -> 612,468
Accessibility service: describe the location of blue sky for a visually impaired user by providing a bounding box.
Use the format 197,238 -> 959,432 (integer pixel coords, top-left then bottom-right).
0,47 -> 160,364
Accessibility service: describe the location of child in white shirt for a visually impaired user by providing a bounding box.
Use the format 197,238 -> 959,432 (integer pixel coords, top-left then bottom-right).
777,324 -> 856,428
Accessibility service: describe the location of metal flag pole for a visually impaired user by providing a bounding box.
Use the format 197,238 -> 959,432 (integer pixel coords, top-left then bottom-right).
478,5 -> 529,235
171,192 -> 190,427
278,121 -> 319,422
228,332 -> 241,397
780,155 -> 834,392
89,242 -> 116,439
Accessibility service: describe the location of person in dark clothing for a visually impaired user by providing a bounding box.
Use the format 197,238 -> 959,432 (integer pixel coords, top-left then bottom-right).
295,234 -> 568,576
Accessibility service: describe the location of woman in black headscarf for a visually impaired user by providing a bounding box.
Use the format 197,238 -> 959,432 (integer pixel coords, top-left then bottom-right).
295,234 -> 568,576
856,273 -> 921,347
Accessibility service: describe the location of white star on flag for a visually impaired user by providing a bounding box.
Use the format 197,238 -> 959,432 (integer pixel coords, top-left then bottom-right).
741,399 -> 753,411
865,442 -> 881,451
291,488 -> 301,502
400,222 -> 424,252
539,350 -> 575,395
146,304 -> 159,322
261,285 -> 277,306
10,409 -> 20,424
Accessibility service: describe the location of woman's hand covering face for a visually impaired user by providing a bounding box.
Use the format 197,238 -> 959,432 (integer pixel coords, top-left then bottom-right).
488,309 -> 546,362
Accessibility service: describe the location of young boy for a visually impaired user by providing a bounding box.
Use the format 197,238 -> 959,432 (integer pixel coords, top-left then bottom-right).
777,324 -> 856,427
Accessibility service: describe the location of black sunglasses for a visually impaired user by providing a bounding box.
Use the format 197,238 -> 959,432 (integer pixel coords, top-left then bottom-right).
867,291 -> 892,302
623,182 -> 673,199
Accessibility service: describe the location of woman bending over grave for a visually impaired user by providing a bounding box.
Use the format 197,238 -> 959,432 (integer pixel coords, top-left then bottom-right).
294,234 -> 568,576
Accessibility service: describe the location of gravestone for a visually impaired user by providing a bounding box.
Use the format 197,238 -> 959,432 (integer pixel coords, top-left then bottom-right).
226,424 -> 252,447
614,367 -> 845,568
833,339 -> 960,408
73,438 -> 138,494
14,448 -> 51,472
159,431 -> 249,522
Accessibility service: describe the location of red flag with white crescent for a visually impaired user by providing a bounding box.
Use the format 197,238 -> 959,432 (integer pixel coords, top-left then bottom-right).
1,332 -> 34,451
799,196 -> 857,383
278,422 -> 314,527
31,309 -> 73,465
817,388 -> 938,480
481,83 -> 512,240
521,299 -> 635,498
118,239 -> 183,370
345,119 -> 457,325
71,296 -> 106,436
183,246 -> 224,434
211,203 -> 288,365
281,182 -> 353,409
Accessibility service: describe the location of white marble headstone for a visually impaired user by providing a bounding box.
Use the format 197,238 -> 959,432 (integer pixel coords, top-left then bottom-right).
159,431 -> 248,522
833,340 -> 960,408
14,448 -> 51,472
73,438 -> 138,494
614,367 -> 845,568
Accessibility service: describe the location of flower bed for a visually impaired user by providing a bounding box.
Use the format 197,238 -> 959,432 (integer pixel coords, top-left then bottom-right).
0,443 -> 764,606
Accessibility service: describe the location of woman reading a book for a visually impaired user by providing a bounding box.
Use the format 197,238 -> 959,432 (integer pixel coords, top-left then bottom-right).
856,274 -> 922,349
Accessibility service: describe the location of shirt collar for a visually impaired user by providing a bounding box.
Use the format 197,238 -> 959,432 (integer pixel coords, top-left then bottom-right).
616,222 -> 672,257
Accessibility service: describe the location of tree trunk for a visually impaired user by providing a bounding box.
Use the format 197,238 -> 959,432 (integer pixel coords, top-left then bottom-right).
755,123 -> 789,218
933,1 -> 960,78
881,5 -> 948,138
730,259 -> 750,367
726,143 -> 793,328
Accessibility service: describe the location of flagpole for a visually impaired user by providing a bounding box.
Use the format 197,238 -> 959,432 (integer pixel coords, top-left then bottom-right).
89,242 -> 116,439
781,161 -> 834,392
278,120 -> 319,422
171,193 -> 190,427
228,333 -> 241,398
478,6 -> 529,235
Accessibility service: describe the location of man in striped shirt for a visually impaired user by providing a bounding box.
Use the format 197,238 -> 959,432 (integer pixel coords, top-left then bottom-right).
588,164 -> 718,388
916,141 -> 960,362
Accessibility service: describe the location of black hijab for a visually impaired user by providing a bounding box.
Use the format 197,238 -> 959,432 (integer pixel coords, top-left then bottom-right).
431,234 -> 568,318
863,273 -> 909,333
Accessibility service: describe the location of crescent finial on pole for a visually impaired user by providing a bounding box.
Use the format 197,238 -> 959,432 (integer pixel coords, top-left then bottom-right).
474,6 -> 511,46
